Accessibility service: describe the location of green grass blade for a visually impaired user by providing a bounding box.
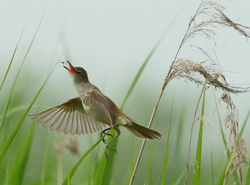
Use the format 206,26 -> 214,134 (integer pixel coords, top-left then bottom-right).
171,105 -> 186,183
147,143 -> 154,184
0,61 -> 56,162
155,165 -> 163,185
217,161 -> 229,185
120,17 -> 177,111
100,128 -> 116,184
239,108 -> 250,137
62,132 -> 110,185
245,158 -> 250,185
101,16 -> 179,184
161,94 -> 174,185
173,169 -> 186,185
88,136 -> 93,185
41,133 -> 49,185
193,90 -> 206,185
67,137 -> 72,185
0,28 -> 24,92
0,12 -> 45,131
7,123 -> 36,185
62,121 -> 121,185
88,152 -> 92,185
93,155 -> 106,185
3,168 -> 9,185
92,138 -> 107,185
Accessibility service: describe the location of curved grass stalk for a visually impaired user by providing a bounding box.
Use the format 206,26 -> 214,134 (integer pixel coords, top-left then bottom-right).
0,27 -> 24,92
0,60 -> 57,162
0,12 -> 48,162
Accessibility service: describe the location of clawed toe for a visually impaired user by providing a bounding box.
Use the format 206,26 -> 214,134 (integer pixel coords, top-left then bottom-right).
104,146 -> 117,159
100,127 -> 113,144
102,127 -> 121,159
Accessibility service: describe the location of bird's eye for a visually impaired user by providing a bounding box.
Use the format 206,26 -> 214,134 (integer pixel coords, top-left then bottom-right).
76,71 -> 81,74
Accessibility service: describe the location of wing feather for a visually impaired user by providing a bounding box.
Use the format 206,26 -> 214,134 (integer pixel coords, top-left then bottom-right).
83,88 -> 117,125
29,97 -> 107,135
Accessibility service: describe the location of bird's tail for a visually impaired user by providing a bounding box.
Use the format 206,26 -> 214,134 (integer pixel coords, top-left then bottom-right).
124,119 -> 163,140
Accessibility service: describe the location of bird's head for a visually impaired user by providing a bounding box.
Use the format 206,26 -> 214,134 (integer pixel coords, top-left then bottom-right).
63,60 -> 89,84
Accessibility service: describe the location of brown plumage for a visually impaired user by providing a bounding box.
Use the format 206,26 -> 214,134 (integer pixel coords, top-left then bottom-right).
30,61 -> 163,158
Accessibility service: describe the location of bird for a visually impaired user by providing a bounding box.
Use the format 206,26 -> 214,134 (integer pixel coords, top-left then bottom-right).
30,61 -> 163,158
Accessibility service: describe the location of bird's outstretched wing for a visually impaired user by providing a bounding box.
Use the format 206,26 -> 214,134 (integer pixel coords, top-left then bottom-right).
29,97 -> 107,135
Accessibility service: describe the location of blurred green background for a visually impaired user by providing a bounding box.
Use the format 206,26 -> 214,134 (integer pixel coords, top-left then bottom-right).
0,0 -> 250,184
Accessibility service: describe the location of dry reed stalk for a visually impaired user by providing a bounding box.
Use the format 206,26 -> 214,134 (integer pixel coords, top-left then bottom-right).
129,0 -> 250,184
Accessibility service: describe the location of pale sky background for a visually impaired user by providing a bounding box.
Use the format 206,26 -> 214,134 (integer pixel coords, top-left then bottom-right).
0,0 -> 250,161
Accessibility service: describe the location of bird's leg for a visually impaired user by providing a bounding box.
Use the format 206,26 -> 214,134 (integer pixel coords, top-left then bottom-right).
100,127 -> 113,144
104,127 -> 120,159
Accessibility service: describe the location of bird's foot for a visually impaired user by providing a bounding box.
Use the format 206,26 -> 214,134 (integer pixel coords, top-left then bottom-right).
101,128 -> 113,144
104,146 -> 117,159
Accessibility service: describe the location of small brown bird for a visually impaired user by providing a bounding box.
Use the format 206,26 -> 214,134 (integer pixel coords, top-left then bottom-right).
30,61 -> 162,158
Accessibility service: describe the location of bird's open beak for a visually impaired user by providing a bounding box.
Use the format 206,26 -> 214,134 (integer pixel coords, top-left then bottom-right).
64,60 -> 76,74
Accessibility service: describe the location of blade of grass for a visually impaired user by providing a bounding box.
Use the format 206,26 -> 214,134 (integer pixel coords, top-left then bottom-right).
102,29 -> 171,185
92,135 -> 107,185
130,11 -> 183,185
0,27 -> 24,92
67,136 -> 72,185
102,22 -> 174,185
3,168 -> 9,185
93,155 -> 106,185
173,169 -> 186,185
155,165 -> 163,185
62,130 -> 111,185
41,133 -> 49,185
0,12 -> 45,132
99,128 -> 115,185
147,143 -> 154,184
0,59 -> 57,162
161,94 -> 175,185
62,118 -> 123,185
240,109 -> 250,185
129,137 -> 135,177
120,23 -> 171,111
193,90 -> 206,185
88,136 -> 93,185
7,123 -> 36,185
171,105 -> 186,183
217,160 -> 232,185
239,108 -> 250,137
88,152 -> 92,185
245,159 -> 250,185
112,154 -> 125,185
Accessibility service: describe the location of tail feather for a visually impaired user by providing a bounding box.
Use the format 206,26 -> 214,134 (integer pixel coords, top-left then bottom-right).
124,122 -> 163,140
